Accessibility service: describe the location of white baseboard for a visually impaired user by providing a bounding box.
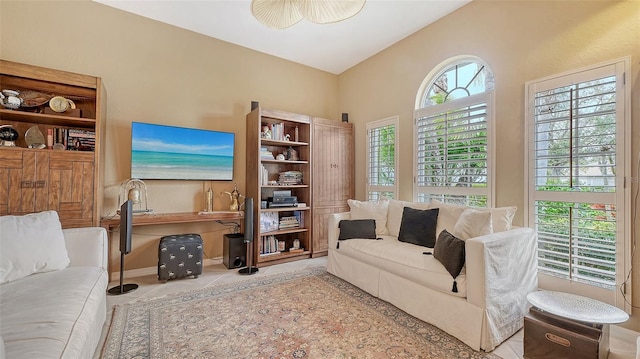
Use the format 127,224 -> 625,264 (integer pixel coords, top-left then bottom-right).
113,257 -> 224,280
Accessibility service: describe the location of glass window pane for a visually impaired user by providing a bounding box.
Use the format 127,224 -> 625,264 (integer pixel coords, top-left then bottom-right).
423,61 -> 494,106
367,118 -> 398,200
535,200 -> 616,289
533,76 -> 616,193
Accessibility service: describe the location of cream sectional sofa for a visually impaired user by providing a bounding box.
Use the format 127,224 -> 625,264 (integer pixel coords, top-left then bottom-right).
0,211 -> 109,358
327,199 -> 538,352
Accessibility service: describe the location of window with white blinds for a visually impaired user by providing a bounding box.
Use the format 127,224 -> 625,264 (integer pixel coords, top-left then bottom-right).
367,116 -> 398,200
414,93 -> 491,206
526,58 -> 630,305
414,58 -> 494,206
534,76 -> 617,193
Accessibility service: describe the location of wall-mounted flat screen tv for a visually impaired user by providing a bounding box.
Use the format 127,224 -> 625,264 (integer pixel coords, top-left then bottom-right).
131,122 -> 234,181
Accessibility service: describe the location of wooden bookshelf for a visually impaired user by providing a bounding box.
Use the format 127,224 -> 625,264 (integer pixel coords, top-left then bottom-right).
246,106 -> 312,267
0,59 -> 105,228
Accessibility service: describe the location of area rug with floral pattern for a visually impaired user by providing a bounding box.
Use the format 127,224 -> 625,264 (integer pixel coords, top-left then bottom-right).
99,267 -> 501,358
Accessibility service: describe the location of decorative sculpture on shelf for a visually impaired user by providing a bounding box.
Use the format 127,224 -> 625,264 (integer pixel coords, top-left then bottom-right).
221,183 -> 245,212
0,125 -> 19,147
118,178 -> 152,214
205,187 -> 214,212
285,146 -> 298,161
261,125 -> 272,139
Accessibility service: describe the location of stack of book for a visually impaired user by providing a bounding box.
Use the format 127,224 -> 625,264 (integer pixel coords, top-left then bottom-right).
279,216 -> 299,230
293,210 -> 304,225
278,171 -> 303,185
260,164 -> 269,185
66,128 -> 95,151
260,147 -> 274,160
269,123 -> 285,141
48,128 -> 95,151
261,235 -> 281,255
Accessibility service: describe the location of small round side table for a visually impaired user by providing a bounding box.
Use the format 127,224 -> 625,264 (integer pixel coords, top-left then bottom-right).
525,290 -> 628,359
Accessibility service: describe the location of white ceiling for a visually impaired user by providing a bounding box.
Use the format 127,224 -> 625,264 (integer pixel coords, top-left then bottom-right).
94,0 -> 470,74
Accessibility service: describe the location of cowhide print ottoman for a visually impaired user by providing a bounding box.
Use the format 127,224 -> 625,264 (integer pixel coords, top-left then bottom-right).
158,233 -> 203,282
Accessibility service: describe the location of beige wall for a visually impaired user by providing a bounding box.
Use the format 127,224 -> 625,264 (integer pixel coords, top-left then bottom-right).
339,0 -> 640,329
2,0 -> 640,331
0,0 -> 339,273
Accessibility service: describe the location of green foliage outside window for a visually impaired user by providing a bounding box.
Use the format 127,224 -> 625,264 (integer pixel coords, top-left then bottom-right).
374,126 -> 395,186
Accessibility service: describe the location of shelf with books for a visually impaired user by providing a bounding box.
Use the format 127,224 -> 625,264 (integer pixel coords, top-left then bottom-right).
247,104 -> 312,267
258,231 -> 309,260
0,60 -> 104,228
259,209 -> 306,232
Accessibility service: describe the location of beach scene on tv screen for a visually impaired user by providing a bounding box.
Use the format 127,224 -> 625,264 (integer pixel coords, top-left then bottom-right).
131,122 -> 234,180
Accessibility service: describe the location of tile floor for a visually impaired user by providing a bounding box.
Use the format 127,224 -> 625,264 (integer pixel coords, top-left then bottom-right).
95,256 -> 639,359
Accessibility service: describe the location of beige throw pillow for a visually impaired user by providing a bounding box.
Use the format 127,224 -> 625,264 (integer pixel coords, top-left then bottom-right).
452,208 -> 493,240
0,211 -> 70,284
347,199 -> 389,235
430,200 -> 468,238
491,206 -> 517,232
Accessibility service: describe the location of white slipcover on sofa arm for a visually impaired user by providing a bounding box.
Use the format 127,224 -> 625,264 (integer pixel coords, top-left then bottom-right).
62,227 -> 109,271
465,227 -> 537,308
465,227 -> 538,350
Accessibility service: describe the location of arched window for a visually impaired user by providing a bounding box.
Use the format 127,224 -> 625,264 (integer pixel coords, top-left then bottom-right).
414,57 -> 494,206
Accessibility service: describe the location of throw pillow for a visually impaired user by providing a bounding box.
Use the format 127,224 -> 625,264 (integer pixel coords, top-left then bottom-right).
338,219 -> 376,240
0,211 -> 70,284
386,199 -> 432,238
452,208 -> 493,240
337,219 -> 377,249
347,199 -> 390,235
434,229 -> 466,293
386,199 -> 407,238
429,200 -> 468,239
491,206 -> 517,232
398,207 -> 439,248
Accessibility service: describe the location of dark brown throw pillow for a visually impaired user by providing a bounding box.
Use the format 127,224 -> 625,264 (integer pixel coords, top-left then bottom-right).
434,229 -> 465,292
337,219 -> 377,248
398,207 -> 439,248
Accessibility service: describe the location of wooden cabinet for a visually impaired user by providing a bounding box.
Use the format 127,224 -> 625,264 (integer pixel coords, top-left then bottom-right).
0,60 -> 104,228
246,106 -> 312,266
311,118 -> 354,256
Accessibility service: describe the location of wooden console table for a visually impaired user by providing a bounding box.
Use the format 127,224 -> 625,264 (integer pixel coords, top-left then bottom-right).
100,211 -> 244,281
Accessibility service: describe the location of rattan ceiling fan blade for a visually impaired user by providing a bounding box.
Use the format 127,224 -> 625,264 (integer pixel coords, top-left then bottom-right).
251,0 -> 303,29
297,0 -> 366,24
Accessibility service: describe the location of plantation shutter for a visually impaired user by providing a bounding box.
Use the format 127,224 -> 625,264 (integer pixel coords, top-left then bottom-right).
414,93 -> 489,206
526,58 -> 629,307
367,117 -> 398,200
533,76 -> 617,193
